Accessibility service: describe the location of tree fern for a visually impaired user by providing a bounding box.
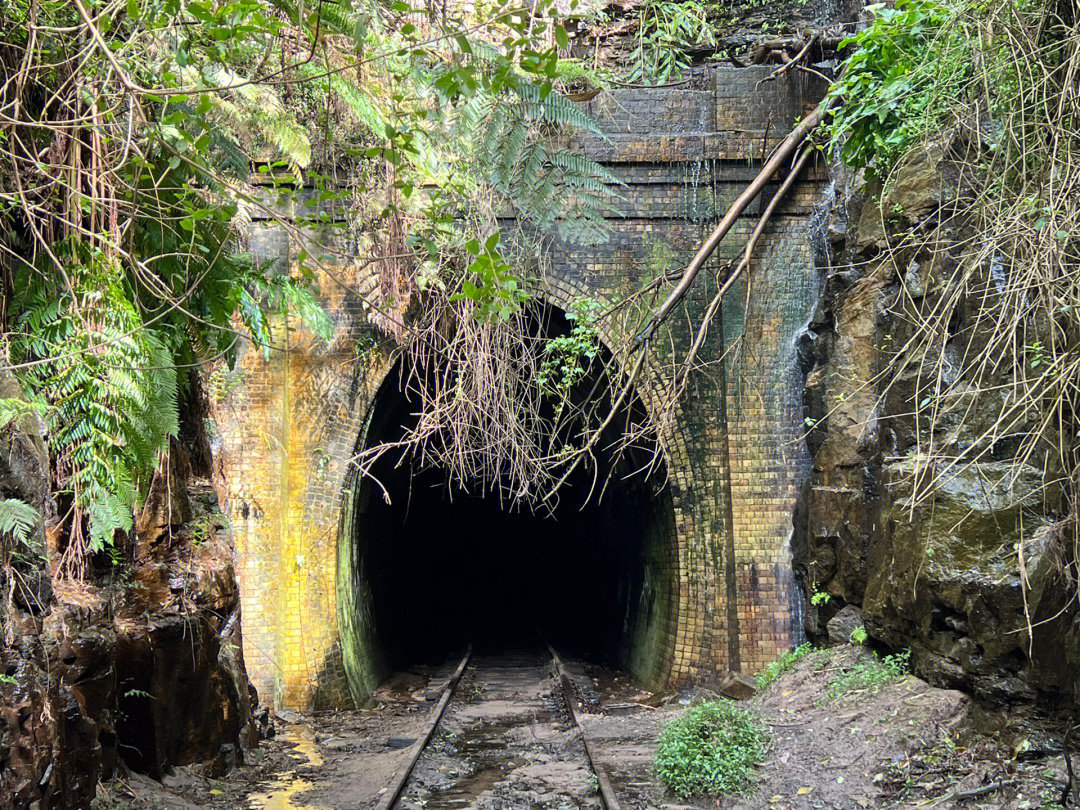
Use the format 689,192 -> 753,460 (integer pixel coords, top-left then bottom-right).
10,236 -> 330,555
12,248 -> 180,551
498,117 -> 530,185
514,81 -> 603,134
288,3 -> 620,257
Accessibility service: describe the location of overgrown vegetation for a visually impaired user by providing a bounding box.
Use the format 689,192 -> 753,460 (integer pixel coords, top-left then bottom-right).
824,0 -> 966,174
755,642 -> 822,690
654,699 -> 770,798
4,0 -> 1072,653
627,0 -> 716,84
0,497 -> 41,572
823,0 -> 1080,628
0,0 -> 622,574
824,650 -> 910,702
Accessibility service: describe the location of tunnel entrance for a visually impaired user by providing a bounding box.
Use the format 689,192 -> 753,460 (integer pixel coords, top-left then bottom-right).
339,304 -> 678,698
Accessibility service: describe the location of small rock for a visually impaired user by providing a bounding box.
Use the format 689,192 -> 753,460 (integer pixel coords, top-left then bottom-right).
903,258 -> 924,297
601,702 -> 640,715
275,709 -> 300,724
641,689 -> 677,707
162,766 -> 201,790
717,671 -> 757,701
219,743 -> 241,770
827,605 -> 864,645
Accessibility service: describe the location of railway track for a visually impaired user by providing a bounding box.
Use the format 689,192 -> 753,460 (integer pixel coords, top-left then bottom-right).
375,647 -> 620,810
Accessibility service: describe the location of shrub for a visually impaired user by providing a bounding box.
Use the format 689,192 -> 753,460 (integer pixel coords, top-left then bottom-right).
825,650 -> 911,701
654,700 -> 769,798
824,0 -> 967,175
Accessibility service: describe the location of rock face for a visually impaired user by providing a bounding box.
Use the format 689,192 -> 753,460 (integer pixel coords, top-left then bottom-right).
0,373 -> 52,609
1,550 -> 257,810
2,603 -> 259,809
114,610 -> 252,778
0,612 -> 116,810
0,390 -> 258,809
0,375 -> 111,810
109,488 -> 260,784
801,145 -> 1080,707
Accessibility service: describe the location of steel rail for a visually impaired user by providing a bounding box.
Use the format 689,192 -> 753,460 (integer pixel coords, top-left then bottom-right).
549,645 -> 622,810
375,646 -> 472,810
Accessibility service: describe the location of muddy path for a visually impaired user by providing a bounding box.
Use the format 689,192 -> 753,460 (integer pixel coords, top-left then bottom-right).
113,644 -> 1076,810
395,650 -> 601,809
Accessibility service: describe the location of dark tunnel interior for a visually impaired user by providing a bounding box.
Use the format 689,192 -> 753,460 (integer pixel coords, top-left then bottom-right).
345,305 -> 677,682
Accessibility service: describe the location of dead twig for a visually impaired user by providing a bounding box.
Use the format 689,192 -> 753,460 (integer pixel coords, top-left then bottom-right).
954,780 -> 1013,801
1065,722 -> 1079,806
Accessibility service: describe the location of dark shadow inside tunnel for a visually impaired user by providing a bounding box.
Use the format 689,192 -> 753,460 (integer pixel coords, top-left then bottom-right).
339,304 -> 678,697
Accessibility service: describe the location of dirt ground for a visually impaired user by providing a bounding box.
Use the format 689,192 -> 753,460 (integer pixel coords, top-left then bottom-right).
575,645 -> 1074,810
101,661 -> 458,810
105,644 -> 1075,810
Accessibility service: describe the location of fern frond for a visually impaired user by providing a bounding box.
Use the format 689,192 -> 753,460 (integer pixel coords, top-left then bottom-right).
514,83 -> 602,134
0,498 -> 40,545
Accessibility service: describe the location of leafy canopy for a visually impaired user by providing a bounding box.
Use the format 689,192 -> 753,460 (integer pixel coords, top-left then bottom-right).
0,0 -> 613,566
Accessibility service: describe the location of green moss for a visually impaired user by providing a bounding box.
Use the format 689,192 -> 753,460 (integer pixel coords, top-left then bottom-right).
337,468 -> 389,706
622,488 -> 677,691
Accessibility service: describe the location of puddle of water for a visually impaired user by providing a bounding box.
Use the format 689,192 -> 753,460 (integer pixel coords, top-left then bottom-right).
248,725 -> 326,810
419,715 -> 543,809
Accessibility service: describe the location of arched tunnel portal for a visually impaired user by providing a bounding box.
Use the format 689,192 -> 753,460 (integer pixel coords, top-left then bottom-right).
337,306 -> 679,704
219,67 -> 829,709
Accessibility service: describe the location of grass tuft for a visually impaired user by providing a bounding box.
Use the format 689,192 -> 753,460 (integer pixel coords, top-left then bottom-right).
824,650 -> 910,702
755,643 -> 823,690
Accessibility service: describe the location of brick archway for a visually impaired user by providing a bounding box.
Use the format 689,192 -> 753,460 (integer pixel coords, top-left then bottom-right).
214,67 -> 826,708
334,287 -> 689,706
